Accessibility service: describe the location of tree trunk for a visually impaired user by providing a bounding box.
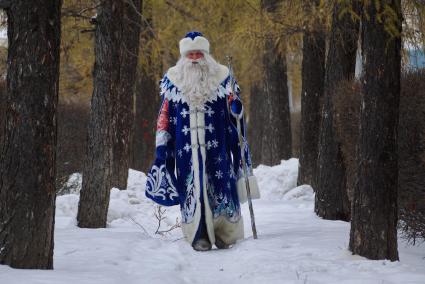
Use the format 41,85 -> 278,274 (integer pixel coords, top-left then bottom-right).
0,81 -> 5,146
349,0 -> 401,261
297,0 -> 326,187
77,0 -> 123,228
248,83 -> 263,167
132,69 -> 159,172
112,0 -> 142,189
314,2 -> 360,221
0,0 -> 62,269
260,0 -> 292,166
132,1 -> 160,172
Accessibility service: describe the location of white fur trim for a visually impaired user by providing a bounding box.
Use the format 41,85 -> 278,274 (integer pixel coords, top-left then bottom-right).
182,109 -> 216,244
155,130 -> 171,147
237,175 -> 261,204
166,64 -> 229,96
213,215 -> 244,245
181,111 -> 202,244
179,36 -> 210,55
181,100 -> 245,246
197,111 -> 216,245
162,64 -> 229,105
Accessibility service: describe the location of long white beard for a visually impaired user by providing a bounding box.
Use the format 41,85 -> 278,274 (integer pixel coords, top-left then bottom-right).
175,53 -> 221,109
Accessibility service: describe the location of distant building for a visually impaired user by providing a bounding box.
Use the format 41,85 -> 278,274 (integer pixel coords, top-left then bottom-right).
0,28 -> 6,47
407,49 -> 425,69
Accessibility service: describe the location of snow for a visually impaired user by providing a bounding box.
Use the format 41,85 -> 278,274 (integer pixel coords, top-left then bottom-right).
1,159 -> 424,283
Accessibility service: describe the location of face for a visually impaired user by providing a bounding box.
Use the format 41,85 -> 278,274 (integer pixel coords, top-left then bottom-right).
186,50 -> 204,61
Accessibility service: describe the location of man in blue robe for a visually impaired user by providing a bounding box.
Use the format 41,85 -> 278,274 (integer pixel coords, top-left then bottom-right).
145,31 -> 259,251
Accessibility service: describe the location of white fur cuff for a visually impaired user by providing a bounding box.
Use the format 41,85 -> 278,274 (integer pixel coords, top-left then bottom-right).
237,175 -> 261,204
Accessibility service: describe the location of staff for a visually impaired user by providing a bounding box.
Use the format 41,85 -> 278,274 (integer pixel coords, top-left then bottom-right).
227,55 -> 258,239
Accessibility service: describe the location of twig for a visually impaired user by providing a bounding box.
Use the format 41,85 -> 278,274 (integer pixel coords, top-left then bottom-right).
172,237 -> 185,242
154,205 -> 166,234
62,12 -> 93,21
62,3 -> 100,21
164,0 -> 201,22
244,0 -> 259,13
121,37 -> 140,59
154,205 -> 181,236
123,0 -> 158,39
128,216 -> 149,235
81,29 -> 96,34
157,218 -> 181,235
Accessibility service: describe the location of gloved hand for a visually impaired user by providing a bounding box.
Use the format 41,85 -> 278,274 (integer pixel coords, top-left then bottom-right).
230,99 -> 243,119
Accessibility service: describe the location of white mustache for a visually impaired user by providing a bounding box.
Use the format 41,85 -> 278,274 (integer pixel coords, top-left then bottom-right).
189,58 -> 207,66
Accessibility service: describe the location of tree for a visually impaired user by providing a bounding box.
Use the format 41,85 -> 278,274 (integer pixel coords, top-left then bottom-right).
132,0 -> 160,173
260,0 -> 292,166
297,0 -> 326,187
0,0 -> 62,269
77,0 -> 141,227
0,80 -> 5,145
112,0 -> 142,189
248,83 -> 263,167
349,0 -> 401,261
60,0 -> 96,105
398,69 -> 425,244
314,1 -> 361,221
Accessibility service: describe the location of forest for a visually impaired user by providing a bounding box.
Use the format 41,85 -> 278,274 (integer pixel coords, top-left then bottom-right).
0,0 -> 424,283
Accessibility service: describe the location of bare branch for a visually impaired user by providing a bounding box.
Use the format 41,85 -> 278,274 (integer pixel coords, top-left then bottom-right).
154,205 -> 166,234
128,216 -> 149,235
154,205 -> 181,236
62,12 -> 93,21
62,3 -> 100,21
244,0 -> 259,13
164,0 -> 201,22
122,0 -> 157,39
80,29 -> 96,34
156,219 -> 181,235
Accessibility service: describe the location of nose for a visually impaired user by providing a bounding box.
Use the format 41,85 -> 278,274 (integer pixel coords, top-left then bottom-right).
188,51 -> 204,60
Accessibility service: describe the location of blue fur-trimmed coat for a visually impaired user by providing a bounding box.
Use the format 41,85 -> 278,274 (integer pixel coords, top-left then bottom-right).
145,64 -> 256,244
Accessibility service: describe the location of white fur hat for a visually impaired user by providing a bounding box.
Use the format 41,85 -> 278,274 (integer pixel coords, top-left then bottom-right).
179,31 -> 210,56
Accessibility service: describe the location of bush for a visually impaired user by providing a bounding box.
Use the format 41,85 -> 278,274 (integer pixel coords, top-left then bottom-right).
333,70 -> 425,244
398,69 -> 425,244
56,102 -> 89,191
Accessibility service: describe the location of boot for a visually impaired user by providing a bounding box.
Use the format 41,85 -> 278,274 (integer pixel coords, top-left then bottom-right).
215,236 -> 231,249
192,238 -> 212,251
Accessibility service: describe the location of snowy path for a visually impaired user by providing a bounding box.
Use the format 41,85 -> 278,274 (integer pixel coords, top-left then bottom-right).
1,159 -> 424,283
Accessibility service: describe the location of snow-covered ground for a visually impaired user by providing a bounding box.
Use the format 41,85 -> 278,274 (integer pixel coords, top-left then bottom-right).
1,158 -> 424,283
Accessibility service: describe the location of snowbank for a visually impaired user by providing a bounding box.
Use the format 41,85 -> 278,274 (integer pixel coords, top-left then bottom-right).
1,159 -> 424,284
254,158 -> 314,201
